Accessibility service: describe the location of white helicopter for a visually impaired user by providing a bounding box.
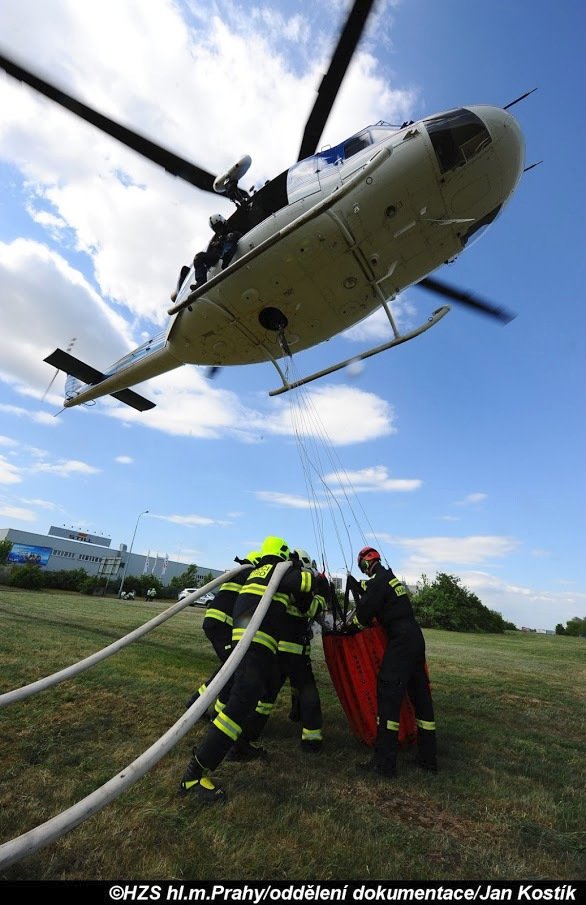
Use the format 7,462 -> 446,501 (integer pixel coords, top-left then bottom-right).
1,0 -> 531,413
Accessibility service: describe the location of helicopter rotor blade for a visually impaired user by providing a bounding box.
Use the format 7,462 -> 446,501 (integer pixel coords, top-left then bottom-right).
0,52 -> 217,193
297,0 -> 377,162
417,276 -> 516,324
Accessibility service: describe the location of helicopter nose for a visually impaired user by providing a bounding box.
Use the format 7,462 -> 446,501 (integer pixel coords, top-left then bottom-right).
471,105 -> 525,199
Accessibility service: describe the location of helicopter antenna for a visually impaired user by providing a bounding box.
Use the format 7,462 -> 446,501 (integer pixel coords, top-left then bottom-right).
503,88 -> 537,110
523,160 -> 543,173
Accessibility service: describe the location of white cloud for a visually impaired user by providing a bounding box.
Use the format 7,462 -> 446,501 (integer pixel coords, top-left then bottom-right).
35,459 -> 101,477
0,401 -> 58,426
115,455 -> 134,464
0,435 -> 18,447
373,533 -> 519,566
267,384 -> 397,445
0,504 -> 36,522
342,296 -> 418,343
454,571 -> 586,629
256,491 -> 323,510
21,497 -> 61,510
151,513 -> 228,527
323,465 -> 422,493
0,239 -> 134,401
455,492 -> 487,506
0,456 -> 23,485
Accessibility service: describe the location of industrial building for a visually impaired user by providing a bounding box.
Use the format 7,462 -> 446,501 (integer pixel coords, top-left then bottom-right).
0,524 -> 221,588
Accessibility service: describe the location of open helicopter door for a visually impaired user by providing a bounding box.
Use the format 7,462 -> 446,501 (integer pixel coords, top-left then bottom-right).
322,580 -> 417,748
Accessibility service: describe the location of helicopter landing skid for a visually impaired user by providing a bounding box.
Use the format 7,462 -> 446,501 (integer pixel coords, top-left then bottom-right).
267,305 -> 450,396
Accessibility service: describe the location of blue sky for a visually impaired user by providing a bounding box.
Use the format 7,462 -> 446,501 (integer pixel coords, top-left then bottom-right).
0,0 -> 584,630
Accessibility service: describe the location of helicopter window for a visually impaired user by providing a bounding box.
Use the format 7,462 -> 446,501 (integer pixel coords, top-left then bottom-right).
343,130 -> 373,159
287,156 -> 319,193
425,109 -> 491,174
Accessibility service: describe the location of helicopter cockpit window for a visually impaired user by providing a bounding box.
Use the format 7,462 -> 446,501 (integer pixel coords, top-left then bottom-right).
343,130 -> 373,159
424,109 -> 491,174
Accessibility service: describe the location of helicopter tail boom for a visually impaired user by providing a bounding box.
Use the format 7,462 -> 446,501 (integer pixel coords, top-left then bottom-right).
44,348 -> 156,411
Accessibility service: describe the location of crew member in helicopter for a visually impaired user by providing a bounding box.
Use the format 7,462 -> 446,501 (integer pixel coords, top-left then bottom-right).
183,549 -> 261,713
349,546 -> 437,778
177,536 -> 328,803
169,213 -> 242,302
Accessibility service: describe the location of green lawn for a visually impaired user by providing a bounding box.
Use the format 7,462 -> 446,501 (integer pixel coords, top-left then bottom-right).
0,588 -> 584,881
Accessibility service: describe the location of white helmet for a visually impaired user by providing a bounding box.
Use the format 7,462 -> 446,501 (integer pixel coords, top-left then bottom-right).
294,548 -> 316,571
209,213 -> 226,231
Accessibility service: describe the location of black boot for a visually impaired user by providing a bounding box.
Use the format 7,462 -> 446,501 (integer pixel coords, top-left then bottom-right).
416,726 -> 437,773
178,749 -> 225,803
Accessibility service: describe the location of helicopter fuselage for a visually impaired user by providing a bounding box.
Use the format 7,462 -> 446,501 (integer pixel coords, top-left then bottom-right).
61,105 -> 524,408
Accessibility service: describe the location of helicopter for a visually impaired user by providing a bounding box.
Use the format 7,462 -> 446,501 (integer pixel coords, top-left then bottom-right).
0,0 -> 528,413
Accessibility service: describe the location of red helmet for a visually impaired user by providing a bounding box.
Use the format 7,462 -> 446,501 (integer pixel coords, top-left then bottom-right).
357,546 -> 381,575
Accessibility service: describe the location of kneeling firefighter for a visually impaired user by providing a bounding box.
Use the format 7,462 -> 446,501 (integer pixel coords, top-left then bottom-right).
178,536 -> 328,802
351,546 -> 437,778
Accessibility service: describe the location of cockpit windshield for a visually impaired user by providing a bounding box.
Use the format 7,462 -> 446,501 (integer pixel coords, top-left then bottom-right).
424,109 -> 491,174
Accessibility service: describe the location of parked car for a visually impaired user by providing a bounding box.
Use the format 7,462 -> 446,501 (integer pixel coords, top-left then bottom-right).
178,588 -> 215,607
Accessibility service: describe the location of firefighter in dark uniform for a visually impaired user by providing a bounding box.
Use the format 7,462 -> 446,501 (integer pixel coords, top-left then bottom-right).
352,546 -> 437,777
191,214 -> 241,289
243,548 -> 325,752
178,536 -> 325,802
184,550 -> 261,711
170,213 -> 242,302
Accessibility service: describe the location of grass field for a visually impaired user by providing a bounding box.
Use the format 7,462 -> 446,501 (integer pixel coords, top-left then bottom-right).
0,588 -> 584,881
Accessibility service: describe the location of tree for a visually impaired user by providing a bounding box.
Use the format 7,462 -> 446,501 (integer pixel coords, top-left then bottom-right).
555,623 -> 567,635
0,538 -> 13,565
169,564 -> 199,589
9,564 -> 44,589
564,617 -> 586,637
412,572 -> 506,633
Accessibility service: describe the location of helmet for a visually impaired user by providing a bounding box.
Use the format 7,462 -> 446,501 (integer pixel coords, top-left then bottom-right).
209,213 -> 226,231
260,536 -> 290,560
293,548 -> 313,569
244,550 -> 262,566
357,546 -> 381,576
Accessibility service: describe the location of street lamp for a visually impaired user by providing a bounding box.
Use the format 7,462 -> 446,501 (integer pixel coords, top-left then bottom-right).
118,509 -> 149,597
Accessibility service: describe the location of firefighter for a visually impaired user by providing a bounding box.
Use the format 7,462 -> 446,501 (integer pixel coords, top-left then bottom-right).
184,550 -> 261,711
351,546 -> 437,778
170,214 -> 242,302
178,536 -> 326,802
191,214 -> 241,289
243,549 -> 325,753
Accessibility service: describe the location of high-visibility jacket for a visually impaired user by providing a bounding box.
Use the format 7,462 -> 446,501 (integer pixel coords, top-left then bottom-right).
232,557 -> 315,654
203,566 -> 253,631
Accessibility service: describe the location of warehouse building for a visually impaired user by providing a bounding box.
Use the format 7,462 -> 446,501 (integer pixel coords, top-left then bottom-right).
0,525 -> 221,588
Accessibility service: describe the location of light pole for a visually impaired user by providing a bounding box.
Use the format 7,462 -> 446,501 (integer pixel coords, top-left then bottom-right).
118,509 -> 149,597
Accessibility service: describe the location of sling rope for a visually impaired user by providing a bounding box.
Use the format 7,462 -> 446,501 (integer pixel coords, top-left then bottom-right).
280,350 -> 390,575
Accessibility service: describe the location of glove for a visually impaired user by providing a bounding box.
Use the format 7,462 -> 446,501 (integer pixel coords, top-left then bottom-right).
313,573 -> 329,596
